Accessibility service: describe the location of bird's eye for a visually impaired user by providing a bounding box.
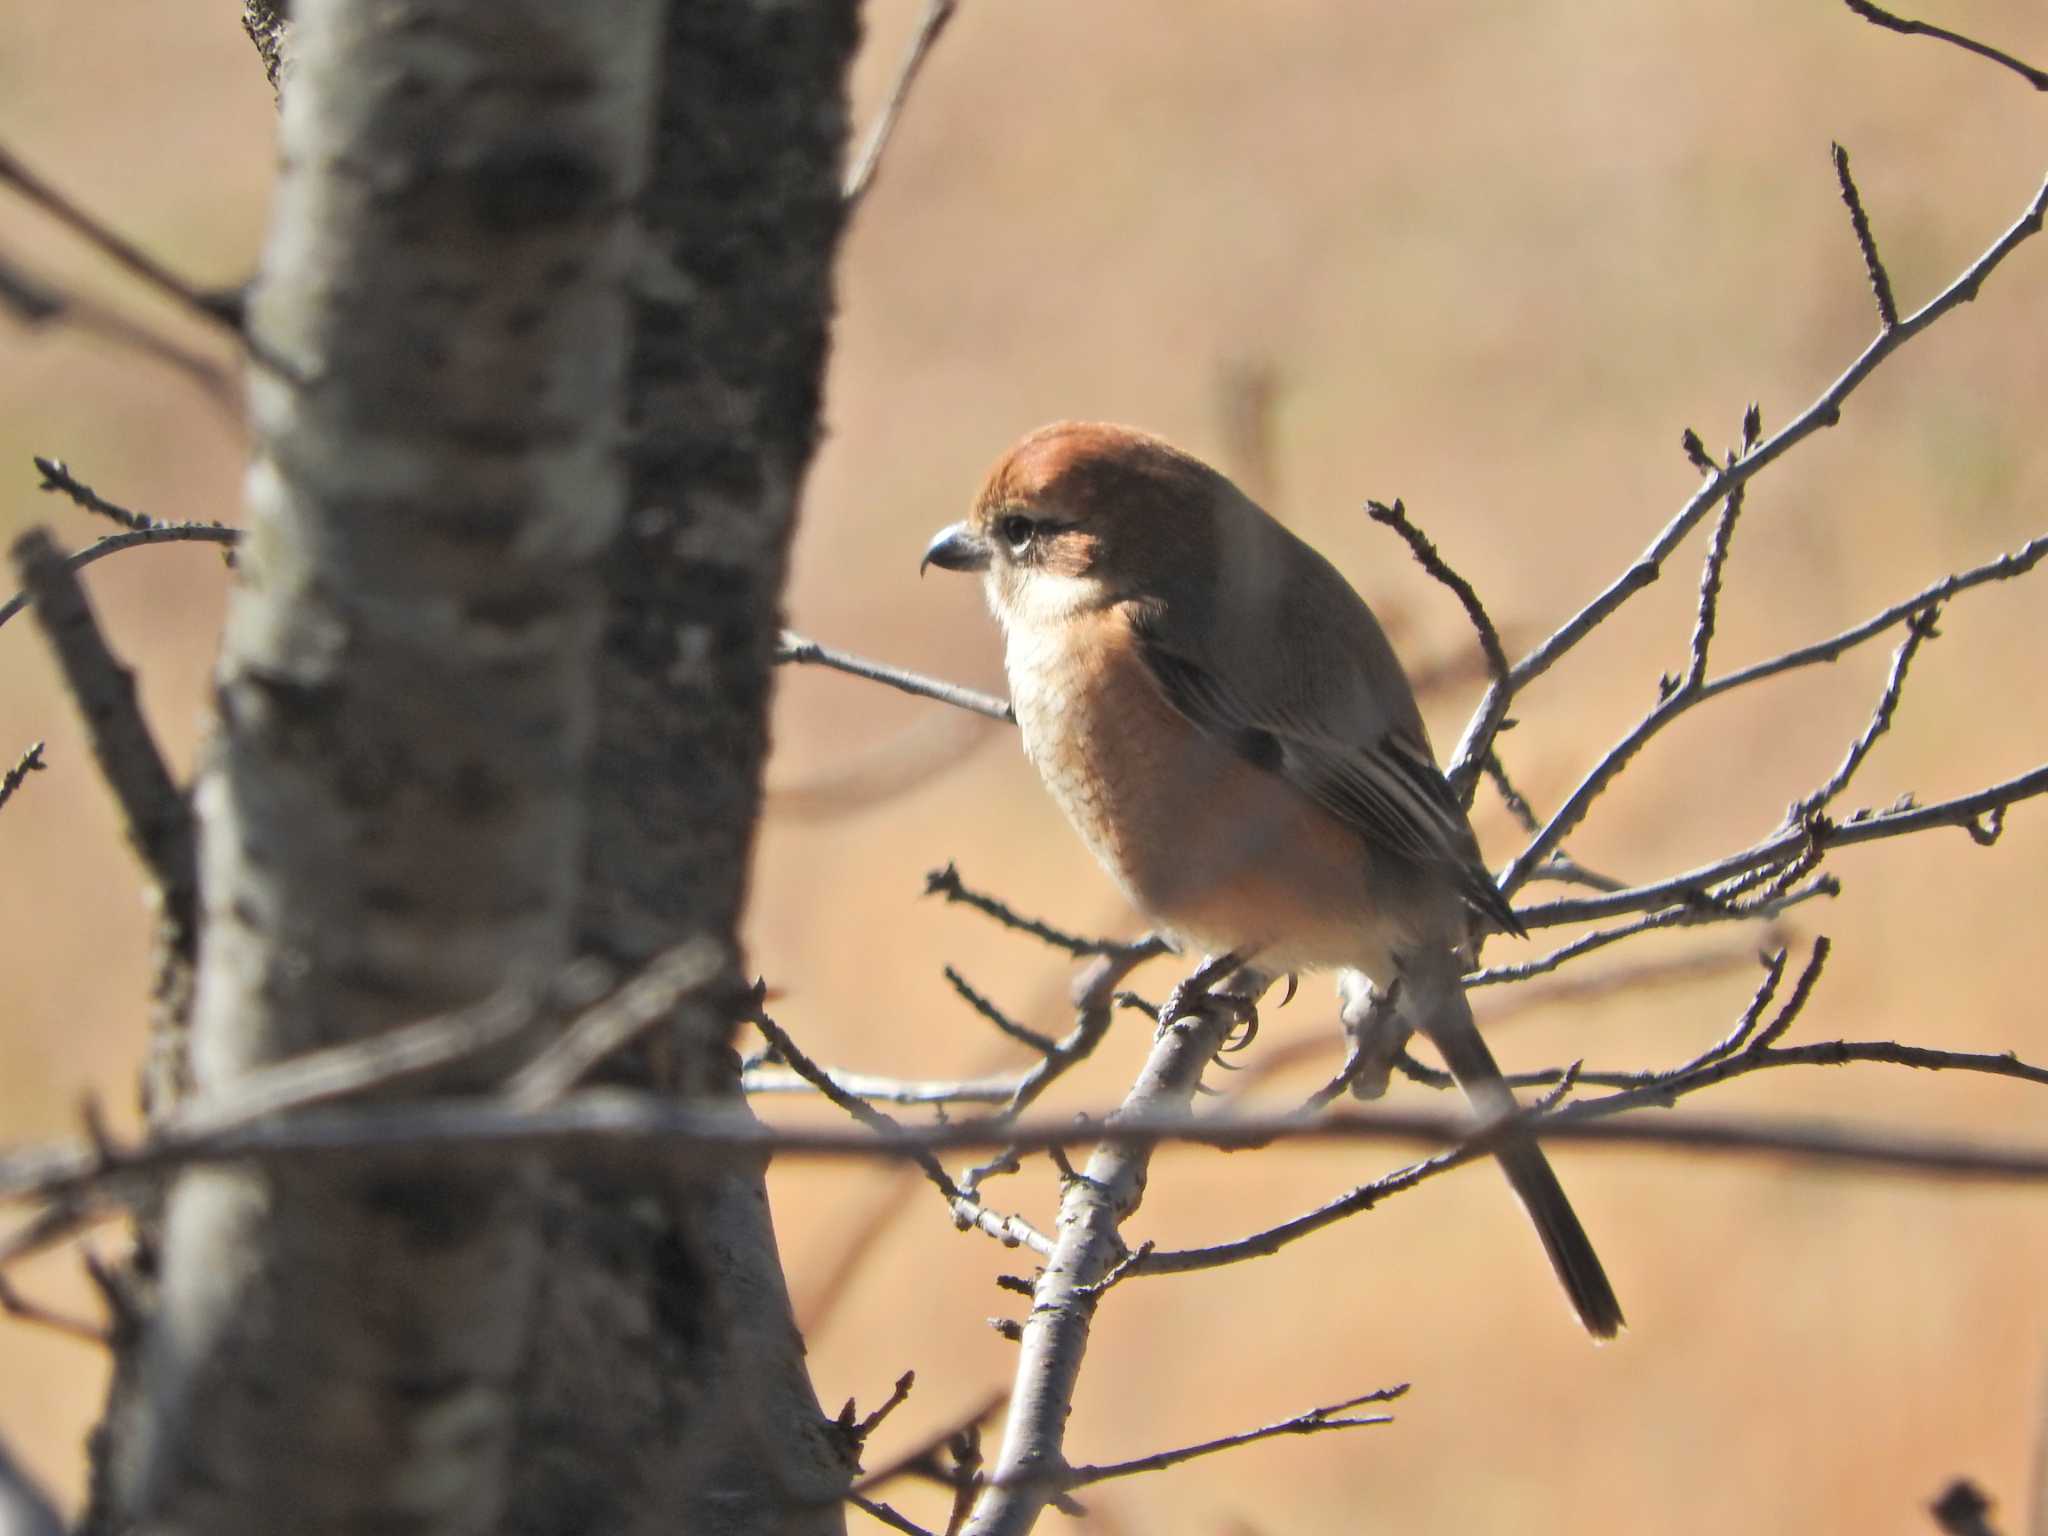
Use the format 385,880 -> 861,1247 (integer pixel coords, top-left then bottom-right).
998,513 -> 1035,551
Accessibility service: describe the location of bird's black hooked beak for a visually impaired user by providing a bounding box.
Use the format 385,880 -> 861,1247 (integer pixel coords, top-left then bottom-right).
920,522 -> 991,575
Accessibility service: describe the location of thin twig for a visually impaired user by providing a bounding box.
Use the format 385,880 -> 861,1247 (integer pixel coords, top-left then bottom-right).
926,864 -> 1165,961
1062,1385 -> 1406,1487
15,1085 -> 2048,1211
34,457 -> 152,530
1788,608 -> 1937,820
1503,534 -> 2046,895
749,1010 -> 960,1198
0,141 -> 244,329
505,938 -> 726,1107
851,1494 -> 938,1536
850,1371 -> 920,1444
1682,453 -> 1749,691
749,1010 -> 1050,1253
941,968 -> 1060,1056
1754,937 -> 1831,1050
1833,143 -> 1900,329
0,1266 -> 106,1345
0,523 -> 241,635
779,631 -> 1014,723
1841,0 -> 2048,92
1364,498 -> 1509,686
0,250 -> 240,411
849,1390 -> 1008,1497
0,742 -> 46,814
1477,875 -> 1831,982
744,1065 -> 1023,1106
843,0 -> 960,208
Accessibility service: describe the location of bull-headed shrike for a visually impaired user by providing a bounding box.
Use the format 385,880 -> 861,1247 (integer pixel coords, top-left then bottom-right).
923,420 -> 1622,1338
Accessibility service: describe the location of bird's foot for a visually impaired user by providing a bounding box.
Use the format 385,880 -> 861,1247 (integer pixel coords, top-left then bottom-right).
1154,955 -> 1280,1056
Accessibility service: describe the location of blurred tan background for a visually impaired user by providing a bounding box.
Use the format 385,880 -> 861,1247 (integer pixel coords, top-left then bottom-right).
4,1 -> 2045,1530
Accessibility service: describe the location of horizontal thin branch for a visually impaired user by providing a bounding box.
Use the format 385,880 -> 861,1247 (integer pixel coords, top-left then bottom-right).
1520,761 -> 2048,928
1064,1384 -> 1407,1488
1841,0 -> 2048,91
743,1065 -> 1023,1106
778,631 -> 1014,723
12,1092 -> 2048,1211
926,864 -> 1168,964
0,522 -> 240,635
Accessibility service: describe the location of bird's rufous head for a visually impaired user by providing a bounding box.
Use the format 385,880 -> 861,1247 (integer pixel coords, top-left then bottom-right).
920,421 -> 1230,627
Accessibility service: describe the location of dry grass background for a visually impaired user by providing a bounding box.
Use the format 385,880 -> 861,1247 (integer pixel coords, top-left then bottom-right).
3,2 -> 2045,1531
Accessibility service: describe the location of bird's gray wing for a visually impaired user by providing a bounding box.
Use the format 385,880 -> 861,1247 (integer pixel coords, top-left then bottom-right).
1130,600 -> 1522,937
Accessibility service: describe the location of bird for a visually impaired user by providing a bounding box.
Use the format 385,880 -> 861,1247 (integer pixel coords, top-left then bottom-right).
921,420 -> 1623,1338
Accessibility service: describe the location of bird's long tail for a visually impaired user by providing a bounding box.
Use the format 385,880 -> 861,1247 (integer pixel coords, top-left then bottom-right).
1409,960 -> 1625,1339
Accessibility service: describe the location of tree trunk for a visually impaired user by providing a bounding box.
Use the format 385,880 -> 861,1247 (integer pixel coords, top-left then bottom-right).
108,2 -> 665,1531
86,2 -> 863,1533
503,3 -> 861,1533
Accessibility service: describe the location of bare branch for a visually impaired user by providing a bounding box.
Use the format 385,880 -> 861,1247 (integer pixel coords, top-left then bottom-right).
1363,498 -> 1509,688
33,456 -> 153,530
10,528 -> 195,941
744,1064 -> 1023,1106
0,141 -> 243,329
1520,761 -> 2048,929
941,967 -> 1060,1056
1446,170 -> 2048,786
0,1265 -> 106,1345
14,1083 -> 2048,1213
852,1494 -> 940,1536
843,0 -> 959,209
1502,534 -> 2046,897
849,1370 -> 920,1445
963,967 -> 1246,1536
1832,143 -> 1899,329
750,1009 -> 962,1199
1789,607 -> 1937,820
779,630 -> 1014,722
1480,875 -> 1831,985
1063,1384 -> 1407,1488
0,248 -> 240,411
1682,456 -> 1748,691
750,1008 -> 1051,1253
850,1390 -> 1008,1498
504,937 -> 726,1107
926,863 -> 1167,962
1841,0 -> 2048,92
0,523 -> 241,636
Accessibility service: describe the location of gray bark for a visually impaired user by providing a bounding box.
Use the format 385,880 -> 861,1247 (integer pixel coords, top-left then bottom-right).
503,4 -> 862,1532
113,2 -> 665,1531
